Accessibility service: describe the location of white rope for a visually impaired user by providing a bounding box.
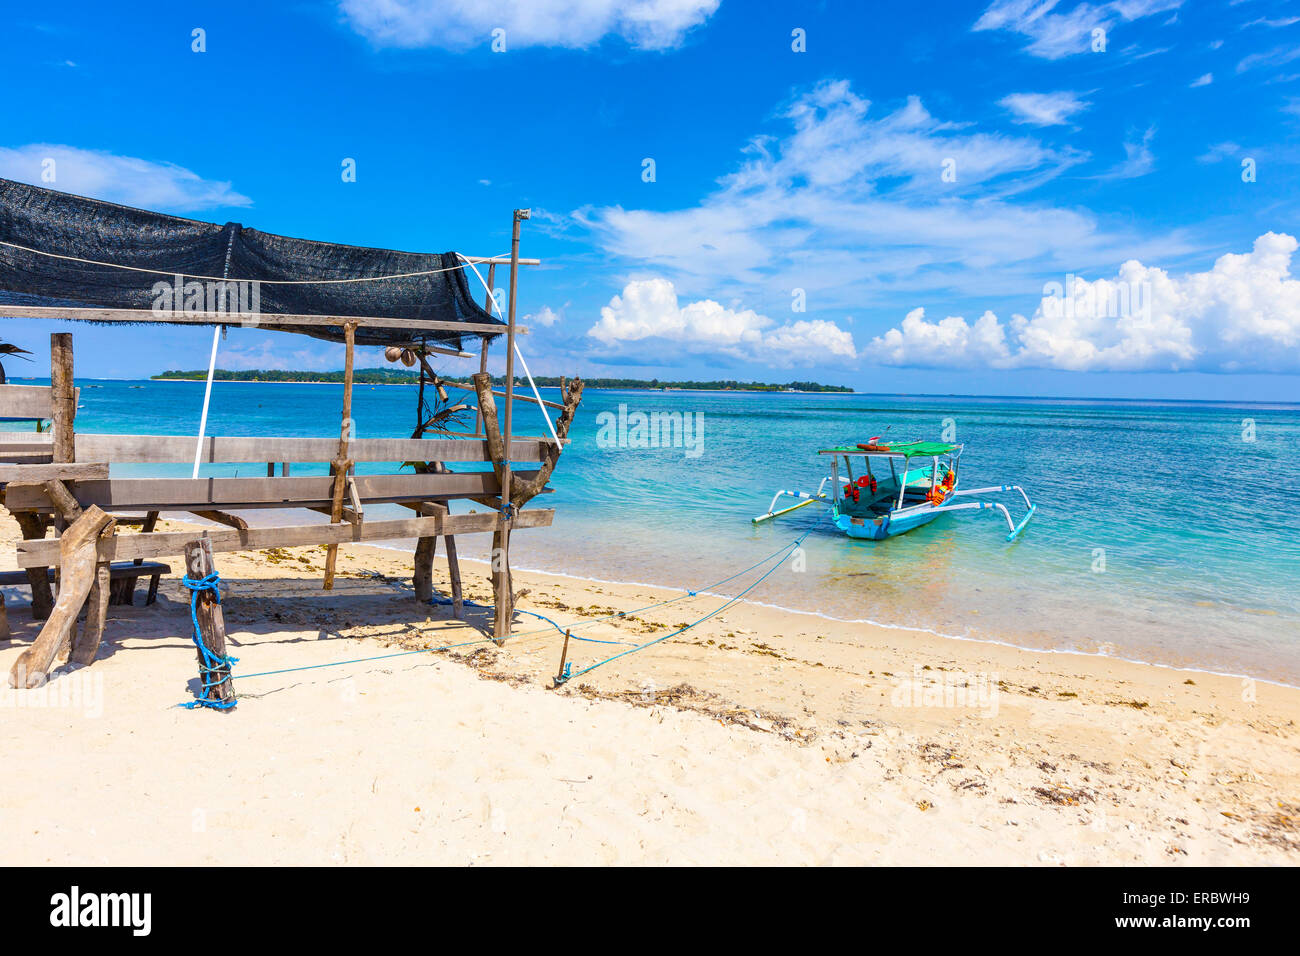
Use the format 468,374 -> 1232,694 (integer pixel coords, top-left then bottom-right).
456,254 -> 560,445
0,238 -> 495,285
193,324 -> 222,478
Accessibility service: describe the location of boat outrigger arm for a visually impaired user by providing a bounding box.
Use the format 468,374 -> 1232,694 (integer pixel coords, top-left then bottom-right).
920,485 -> 1037,541
754,475 -> 850,522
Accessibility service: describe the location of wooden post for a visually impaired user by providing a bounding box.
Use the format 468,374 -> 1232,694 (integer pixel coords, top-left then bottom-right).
18,333 -> 76,620
14,513 -> 54,619
411,501 -> 464,617
554,628 -> 571,685
443,529 -> 464,618
491,211 -> 527,643
9,505 -> 114,689
413,531 -> 437,602
182,535 -> 234,708
114,510 -> 158,605
473,262 -> 495,437
50,333 -> 75,464
323,320 -> 357,590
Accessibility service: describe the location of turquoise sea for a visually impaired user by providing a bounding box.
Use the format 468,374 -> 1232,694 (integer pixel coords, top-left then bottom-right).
23,379 -> 1300,685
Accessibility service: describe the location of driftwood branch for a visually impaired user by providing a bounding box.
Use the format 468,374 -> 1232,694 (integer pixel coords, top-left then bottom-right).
471,373 -> 583,509
9,505 -> 115,688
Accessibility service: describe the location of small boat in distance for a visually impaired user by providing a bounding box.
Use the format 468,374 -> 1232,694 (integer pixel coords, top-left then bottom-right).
754,438 -> 1036,541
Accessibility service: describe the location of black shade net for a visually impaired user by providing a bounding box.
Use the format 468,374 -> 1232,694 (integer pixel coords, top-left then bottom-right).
0,178 -> 505,349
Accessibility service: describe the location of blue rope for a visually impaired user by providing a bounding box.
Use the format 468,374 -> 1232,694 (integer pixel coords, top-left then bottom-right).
427,596 -> 638,646
235,638 -> 492,680
437,534 -> 809,646
179,572 -> 238,710
555,530 -> 810,685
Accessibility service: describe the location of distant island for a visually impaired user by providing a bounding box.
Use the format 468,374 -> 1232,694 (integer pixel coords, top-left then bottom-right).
152,369 -> 854,392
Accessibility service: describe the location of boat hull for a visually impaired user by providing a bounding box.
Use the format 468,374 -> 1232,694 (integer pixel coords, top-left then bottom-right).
832,505 -> 945,539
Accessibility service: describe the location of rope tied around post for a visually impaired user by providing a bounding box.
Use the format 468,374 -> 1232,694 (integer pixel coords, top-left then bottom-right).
180,568 -> 238,710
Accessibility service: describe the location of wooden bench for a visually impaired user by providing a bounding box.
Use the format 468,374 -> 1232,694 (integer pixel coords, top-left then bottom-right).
0,561 -> 170,607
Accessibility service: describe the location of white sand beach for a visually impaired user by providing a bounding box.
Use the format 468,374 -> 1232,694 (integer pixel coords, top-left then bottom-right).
1,512 -> 1297,866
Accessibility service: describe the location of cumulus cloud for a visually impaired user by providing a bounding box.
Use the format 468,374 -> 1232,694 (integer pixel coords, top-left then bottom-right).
1000,91 -> 1090,125
973,0 -> 1182,59
588,278 -> 857,366
0,144 -> 251,211
865,233 -> 1300,372
339,0 -> 719,50
527,305 -> 564,327
577,79 -> 1178,317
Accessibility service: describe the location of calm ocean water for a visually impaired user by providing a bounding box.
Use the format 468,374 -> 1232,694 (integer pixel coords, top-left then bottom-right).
27,379 -> 1300,684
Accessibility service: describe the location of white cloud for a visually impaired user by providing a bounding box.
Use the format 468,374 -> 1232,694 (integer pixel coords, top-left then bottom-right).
1095,125 -> 1157,179
339,0 -> 719,50
0,144 -> 251,211
1243,16 -> 1300,29
1190,72 -> 1213,87
527,305 -> 564,326
1237,44 -> 1300,73
869,309 -> 1012,367
973,0 -> 1182,59
999,90 -> 1090,125
578,79 -> 1181,316
587,278 -> 857,366
1197,141 -> 1240,163
866,233 -> 1300,372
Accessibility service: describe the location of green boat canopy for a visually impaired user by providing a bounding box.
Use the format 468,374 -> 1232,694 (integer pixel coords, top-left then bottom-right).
818,441 -> 961,457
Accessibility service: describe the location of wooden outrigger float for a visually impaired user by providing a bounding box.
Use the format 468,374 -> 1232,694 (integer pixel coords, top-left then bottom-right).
0,178 -> 583,696
754,439 -> 1035,541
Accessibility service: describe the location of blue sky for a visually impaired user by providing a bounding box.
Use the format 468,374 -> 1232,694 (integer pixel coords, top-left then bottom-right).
2,0 -> 1298,398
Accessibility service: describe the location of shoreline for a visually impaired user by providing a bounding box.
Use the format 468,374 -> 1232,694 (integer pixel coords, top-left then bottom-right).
368,542 -> 1300,692
2,513 -> 1298,864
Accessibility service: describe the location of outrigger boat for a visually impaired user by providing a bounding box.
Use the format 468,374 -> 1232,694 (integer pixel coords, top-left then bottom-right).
753,439 -> 1035,541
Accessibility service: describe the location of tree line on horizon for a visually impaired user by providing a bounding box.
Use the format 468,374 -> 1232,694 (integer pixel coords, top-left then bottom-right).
152,368 -> 853,392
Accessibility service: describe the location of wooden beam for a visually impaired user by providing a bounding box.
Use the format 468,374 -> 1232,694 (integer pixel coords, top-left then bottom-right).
0,306 -> 527,336
0,462 -> 108,482
462,257 -> 542,265
0,384 -> 56,419
73,433 -> 553,464
190,510 -> 249,531
3,470 -> 544,513
16,509 -> 555,567
442,379 -> 565,411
